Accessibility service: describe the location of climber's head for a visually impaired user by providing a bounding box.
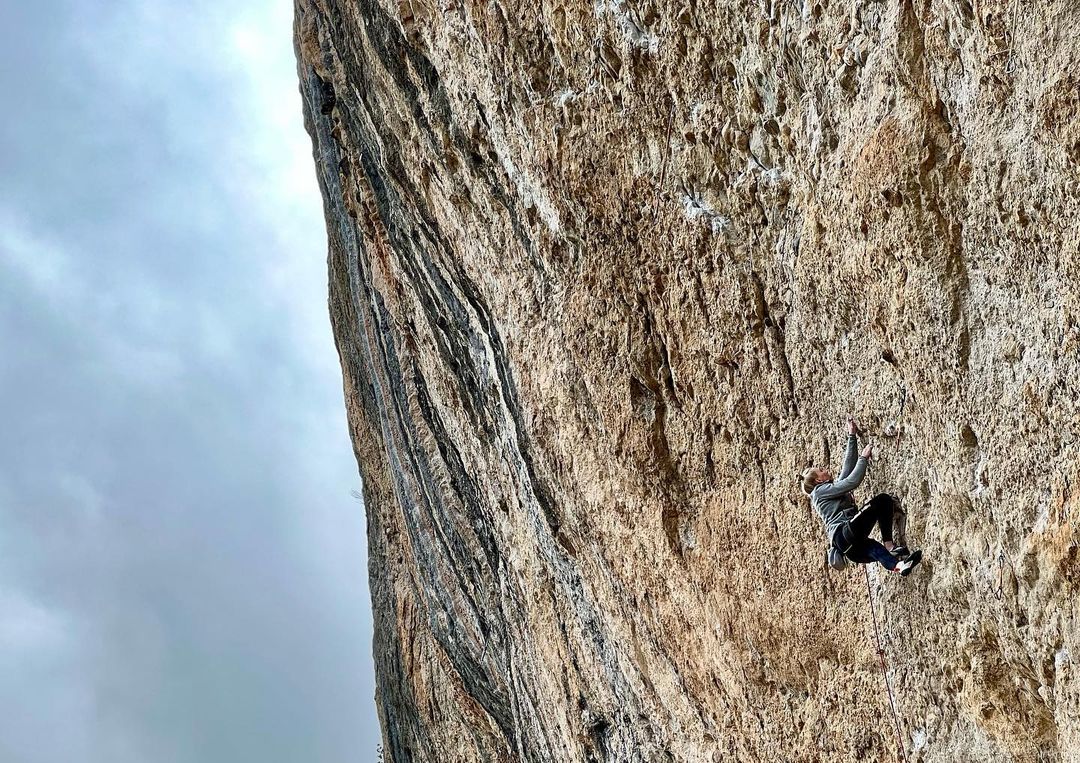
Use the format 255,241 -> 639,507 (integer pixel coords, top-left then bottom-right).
799,467 -> 831,495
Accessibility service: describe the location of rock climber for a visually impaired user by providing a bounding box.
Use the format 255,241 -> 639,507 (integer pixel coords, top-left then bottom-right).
800,418 -> 923,576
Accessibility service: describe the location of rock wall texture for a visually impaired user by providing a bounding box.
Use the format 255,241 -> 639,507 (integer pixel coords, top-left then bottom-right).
294,0 -> 1080,759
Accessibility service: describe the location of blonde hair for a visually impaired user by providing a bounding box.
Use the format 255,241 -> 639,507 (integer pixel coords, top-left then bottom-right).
799,467 -> 819,497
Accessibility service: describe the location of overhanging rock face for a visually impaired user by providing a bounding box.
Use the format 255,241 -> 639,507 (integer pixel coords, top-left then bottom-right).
294,0 -> 1080,759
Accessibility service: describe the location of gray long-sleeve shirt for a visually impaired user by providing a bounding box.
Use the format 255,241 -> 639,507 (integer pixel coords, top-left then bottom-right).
811,434 -> 868,543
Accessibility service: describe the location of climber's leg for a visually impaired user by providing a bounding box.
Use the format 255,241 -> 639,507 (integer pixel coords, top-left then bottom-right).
849,493 -> 895,545
871,494 -> 897,543
845,537 -> 898,571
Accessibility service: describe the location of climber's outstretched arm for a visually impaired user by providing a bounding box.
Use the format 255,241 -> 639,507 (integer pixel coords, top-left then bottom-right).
817,452 -> 870,497
839,433 -> 859,480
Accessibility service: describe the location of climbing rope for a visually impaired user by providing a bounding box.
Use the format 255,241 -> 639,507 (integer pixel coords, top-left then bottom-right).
863,565 -> 907,762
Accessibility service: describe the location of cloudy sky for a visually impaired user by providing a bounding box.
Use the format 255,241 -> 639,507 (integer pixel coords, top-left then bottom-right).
0,2 -> 379,761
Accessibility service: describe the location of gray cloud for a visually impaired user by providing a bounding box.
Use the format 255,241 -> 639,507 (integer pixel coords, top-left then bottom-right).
0,2 -> 379,761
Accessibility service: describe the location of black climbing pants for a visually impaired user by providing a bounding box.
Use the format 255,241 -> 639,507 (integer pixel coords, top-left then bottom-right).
849,493 -> 896,544
835,493 -> 899,570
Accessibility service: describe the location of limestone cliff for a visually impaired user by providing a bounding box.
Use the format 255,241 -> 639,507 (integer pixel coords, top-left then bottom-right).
294,0 -> 1080,759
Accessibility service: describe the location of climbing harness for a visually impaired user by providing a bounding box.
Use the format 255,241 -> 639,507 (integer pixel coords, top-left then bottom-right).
863,565 -> 907,762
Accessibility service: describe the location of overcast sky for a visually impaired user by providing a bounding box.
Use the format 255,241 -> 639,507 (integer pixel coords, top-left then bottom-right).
0,2 -> 379,761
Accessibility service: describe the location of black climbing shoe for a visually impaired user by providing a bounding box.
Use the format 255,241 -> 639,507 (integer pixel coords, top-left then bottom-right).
896,549 -> 923,577
889,545 -> 911,559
